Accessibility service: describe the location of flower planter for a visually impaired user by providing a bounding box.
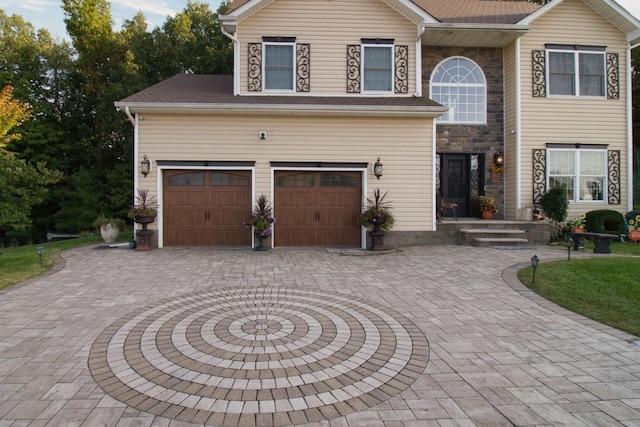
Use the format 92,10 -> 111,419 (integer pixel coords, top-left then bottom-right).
134,215 -> 156,251
99,223 -> 120,243
629,229 -> 640,242
481,210 -> 493,220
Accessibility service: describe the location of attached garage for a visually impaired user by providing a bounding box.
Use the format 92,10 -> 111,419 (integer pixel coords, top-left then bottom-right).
274,170 -> 363,247
163,170 -> 252,247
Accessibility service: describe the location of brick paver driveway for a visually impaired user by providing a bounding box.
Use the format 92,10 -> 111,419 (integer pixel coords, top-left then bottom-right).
0,244 -> 638,426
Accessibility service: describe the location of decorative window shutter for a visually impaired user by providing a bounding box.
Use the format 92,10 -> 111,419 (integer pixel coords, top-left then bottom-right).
532,149 -> 547,203
606,53 -> 619,99
608,150 -> 621,204
296,43 -> 310,92
248,43 -> 262,92
532,50 -> 546,97
394,45 -> 408,94
346,45 -> 361,93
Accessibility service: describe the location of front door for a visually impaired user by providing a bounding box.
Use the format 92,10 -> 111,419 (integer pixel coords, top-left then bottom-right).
438,154 -> 483,217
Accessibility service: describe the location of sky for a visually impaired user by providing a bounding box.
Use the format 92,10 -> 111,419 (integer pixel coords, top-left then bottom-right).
1,0 -> 640,42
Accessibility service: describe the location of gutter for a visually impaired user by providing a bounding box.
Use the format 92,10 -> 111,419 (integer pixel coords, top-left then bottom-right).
217,18 -> 240,96
627,42 -> 639,211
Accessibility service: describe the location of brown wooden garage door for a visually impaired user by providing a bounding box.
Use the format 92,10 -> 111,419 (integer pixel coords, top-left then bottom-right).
274,171 -> 362,247
163,170 -> 252,246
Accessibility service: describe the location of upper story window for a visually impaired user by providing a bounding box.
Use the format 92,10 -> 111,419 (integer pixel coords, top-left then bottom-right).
362,42 -> 393,92
430,57 -> 486,124
346,39 -> 408,94
547,147 -> 606,202
264,42 -> 295,91
547,45 -> 605,97
248,37 -> 310,93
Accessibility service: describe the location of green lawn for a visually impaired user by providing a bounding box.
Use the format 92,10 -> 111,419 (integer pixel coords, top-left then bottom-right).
0,232 -> 132,290
519,242 -> 640,337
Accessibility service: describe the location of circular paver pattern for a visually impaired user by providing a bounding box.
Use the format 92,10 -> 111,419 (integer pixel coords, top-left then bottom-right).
89,287 -> 430,426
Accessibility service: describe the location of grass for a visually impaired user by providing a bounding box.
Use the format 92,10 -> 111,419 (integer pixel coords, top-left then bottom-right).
0,232 -> 132,291
519,242 -> 640,337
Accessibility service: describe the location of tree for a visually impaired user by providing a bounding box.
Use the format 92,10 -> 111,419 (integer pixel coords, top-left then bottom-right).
0,86 -> 62,234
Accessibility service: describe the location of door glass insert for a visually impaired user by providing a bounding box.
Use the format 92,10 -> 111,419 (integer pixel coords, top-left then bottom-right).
211,172 -> 249,186
167,172 -> 205,186
277,173 -> 314,187
320,174 -> 358,187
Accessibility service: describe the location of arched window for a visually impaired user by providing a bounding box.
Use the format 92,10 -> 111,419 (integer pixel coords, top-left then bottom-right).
430,57 -> 486,124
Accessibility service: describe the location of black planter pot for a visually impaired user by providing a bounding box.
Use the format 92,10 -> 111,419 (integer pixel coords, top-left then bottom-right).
369,220 -> 387,251
134,215 -> 156,251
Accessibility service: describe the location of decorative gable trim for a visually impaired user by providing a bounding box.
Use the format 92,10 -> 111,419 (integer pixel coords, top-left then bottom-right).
532,149 -> 546,203
296,44 -> 310,92
606,53 -> 619,99
248,43 -> 262,92
608,150 -> 621,204
346,45 -> 361,93
532,50 -> 546,97
395,45 -> 409,94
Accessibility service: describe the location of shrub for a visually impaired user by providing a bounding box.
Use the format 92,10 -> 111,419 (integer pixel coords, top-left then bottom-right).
539,187 -> 568,224
585,210 -> 625,234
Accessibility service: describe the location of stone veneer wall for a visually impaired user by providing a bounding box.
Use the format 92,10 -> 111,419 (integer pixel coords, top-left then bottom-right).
422,46 -> 505,218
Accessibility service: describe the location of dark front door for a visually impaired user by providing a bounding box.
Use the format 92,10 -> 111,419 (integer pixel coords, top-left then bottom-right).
438,154 -> 483,218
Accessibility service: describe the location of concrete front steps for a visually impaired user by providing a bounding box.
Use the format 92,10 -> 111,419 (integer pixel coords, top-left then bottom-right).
432,220 -> 550,246
460,228 -> 529,247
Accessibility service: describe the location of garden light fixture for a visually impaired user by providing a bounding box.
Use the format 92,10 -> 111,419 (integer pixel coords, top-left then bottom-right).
530,254 -> 539,283
373,157 -> 383,180
140,155 -> 151,177
36,246 -> 43,266
566,236 -> 574,260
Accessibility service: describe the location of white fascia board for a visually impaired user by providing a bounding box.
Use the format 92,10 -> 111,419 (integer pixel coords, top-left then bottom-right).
517,0 -> 564,25
381,0 -> 438,24
421,23 -> 531,32
114,102 -> 447,118
629,29 -> 640,44
599,0 -> 640,27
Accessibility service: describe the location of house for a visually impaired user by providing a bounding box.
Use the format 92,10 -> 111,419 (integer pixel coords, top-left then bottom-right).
115,0 -> 640,249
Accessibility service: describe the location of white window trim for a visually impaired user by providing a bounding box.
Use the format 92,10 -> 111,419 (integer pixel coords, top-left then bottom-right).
546,49 -> 606,98
546,147 -> 607,203
262,41 -> 296,93
361,44 -> 394,94
429,56 -> 487,125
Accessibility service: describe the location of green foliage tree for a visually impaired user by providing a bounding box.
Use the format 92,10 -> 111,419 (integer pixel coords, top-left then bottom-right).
540,186 -> 569,240
0,86 -> 62,235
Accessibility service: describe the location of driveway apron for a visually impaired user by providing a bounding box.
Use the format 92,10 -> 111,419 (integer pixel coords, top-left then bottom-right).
0,244 -> 638,426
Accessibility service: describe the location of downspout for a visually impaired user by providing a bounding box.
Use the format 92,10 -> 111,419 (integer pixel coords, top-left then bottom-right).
627,42 -> 639,212
124,106 -> 135,126
515,38 -> 522,212
218,19 -> 240,96
415,25 -> 426,97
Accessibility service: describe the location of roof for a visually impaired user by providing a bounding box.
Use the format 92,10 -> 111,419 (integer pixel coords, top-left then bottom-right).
115,74 -> 447,118
226,0 -> 541,24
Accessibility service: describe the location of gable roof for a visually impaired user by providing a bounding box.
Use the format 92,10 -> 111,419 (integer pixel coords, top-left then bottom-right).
115,74 -> 447,118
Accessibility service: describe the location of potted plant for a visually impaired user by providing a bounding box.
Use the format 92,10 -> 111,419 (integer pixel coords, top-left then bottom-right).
359,188 -> 395,251
93,215 -> 125,243
490,165 -> 503,183
568,213 -> 587,232
128,188 -> 157,251
477,195 -> 496,219
626,212 -> 640,242
243,194 -> 276,251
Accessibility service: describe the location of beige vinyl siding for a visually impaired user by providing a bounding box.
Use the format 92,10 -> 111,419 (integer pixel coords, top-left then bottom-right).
519,0 -> 628,216
237,0 -> 416,95
503,42 -> 518,220
137,114 -> 433,232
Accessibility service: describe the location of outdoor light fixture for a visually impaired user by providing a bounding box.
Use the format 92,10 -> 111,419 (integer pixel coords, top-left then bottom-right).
566,236 -> 574,260
493,150 -> 504,167
531,254 -> 539,283
36,246 -> 44,267
373,157 -> 383,180
140,155 -> 151,177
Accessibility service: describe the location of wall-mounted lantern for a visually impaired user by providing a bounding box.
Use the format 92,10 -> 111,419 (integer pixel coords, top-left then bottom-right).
373,157 -> 383,180
140,155 -> 151,177
493,150 -> 504,167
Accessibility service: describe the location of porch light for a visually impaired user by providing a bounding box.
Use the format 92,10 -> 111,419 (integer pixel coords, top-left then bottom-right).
530,254 -> 539,283
140,155 -> 151,177
493,150 -> 504,167
373,157 -> 383,180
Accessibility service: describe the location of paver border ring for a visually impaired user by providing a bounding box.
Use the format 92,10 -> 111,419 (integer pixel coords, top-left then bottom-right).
89,286 -> 430,426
